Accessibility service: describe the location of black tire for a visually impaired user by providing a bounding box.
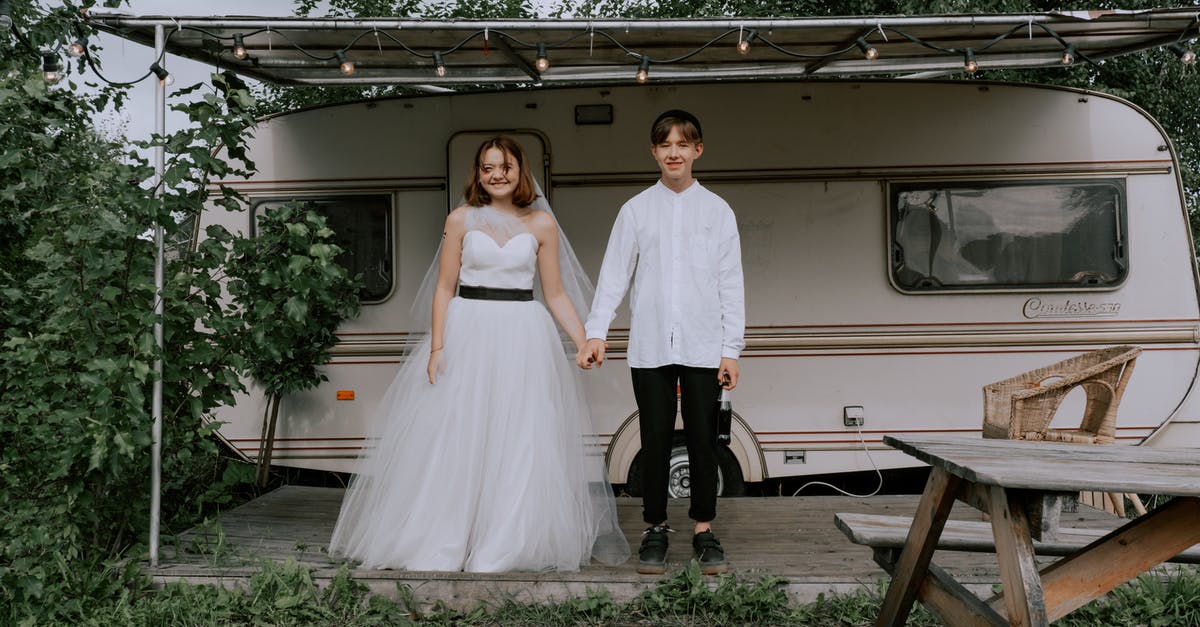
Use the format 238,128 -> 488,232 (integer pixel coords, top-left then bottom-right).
623,435 -> 745,498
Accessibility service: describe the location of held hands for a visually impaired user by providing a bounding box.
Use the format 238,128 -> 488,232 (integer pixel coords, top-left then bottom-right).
718,357 -> 740,390
427,347 -> 445,384
575,338 -> 607,370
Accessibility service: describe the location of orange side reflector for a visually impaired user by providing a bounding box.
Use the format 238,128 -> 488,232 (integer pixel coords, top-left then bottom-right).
336,390 -> 355,401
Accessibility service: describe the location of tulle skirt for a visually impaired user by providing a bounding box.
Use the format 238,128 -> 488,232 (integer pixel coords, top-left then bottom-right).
329,296 -> 629,572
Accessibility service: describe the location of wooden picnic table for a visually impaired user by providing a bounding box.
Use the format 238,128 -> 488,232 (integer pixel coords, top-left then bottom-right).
874,434 -> 1200,627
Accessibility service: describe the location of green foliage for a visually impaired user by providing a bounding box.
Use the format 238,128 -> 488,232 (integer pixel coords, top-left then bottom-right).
80,561 -> 418,626
66,560 -> 1200,625
0,4 -> 356,623
225,204 -> 360,399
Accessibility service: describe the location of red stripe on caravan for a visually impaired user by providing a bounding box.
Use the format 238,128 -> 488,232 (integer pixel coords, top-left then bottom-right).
743,318 -> 1200,330
741,346 -> 1200,359
227,436 -> 368,442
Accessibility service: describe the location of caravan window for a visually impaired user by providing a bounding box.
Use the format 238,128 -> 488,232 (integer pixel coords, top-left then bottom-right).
889,179 -> 1126,292
252,195 -> 393,302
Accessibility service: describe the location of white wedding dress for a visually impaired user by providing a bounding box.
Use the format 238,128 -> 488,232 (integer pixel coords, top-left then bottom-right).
329,220 -> 628,572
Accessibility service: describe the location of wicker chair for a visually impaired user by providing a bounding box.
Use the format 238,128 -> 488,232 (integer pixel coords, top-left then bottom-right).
982,345 -> 1141,445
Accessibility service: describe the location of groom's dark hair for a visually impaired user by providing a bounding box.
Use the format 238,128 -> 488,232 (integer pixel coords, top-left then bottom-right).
651,109 -> 703,144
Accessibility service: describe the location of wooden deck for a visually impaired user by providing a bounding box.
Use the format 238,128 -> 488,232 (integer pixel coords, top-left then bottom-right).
148,486 -> 1125,609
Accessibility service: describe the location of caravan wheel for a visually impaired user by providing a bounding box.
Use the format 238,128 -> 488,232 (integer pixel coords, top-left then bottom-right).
624,441 -> 745,498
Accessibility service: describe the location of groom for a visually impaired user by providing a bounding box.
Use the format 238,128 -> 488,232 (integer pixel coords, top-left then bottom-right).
577,109 -> 745,575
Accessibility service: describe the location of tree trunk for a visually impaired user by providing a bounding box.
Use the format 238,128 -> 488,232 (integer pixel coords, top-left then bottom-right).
255,393 -> 281,487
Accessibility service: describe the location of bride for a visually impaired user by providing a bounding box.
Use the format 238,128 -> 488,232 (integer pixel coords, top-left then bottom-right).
329,136 -> 629,572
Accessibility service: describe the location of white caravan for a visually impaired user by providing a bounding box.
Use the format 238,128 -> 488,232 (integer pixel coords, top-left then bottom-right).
204,80 -> 1200,496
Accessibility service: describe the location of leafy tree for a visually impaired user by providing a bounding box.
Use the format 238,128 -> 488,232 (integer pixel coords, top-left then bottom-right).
221,204 -> 360,486
0,1 -> 359,621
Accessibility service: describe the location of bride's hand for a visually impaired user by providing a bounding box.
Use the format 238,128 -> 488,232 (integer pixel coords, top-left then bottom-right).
428,348 -> 445,384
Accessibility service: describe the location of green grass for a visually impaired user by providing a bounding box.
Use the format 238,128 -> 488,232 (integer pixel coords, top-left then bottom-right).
57,560 -> 1200,626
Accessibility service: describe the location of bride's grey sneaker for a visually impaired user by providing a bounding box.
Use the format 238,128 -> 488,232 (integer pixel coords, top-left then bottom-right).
637,524 -> 672,574
692,530 -> 726,574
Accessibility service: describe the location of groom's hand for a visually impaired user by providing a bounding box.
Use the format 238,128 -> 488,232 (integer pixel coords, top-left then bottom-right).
576,338 -> 607,369
718,358 -> 740,390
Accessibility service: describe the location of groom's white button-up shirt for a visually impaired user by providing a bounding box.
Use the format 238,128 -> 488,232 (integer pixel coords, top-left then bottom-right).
585,180 -> 746,369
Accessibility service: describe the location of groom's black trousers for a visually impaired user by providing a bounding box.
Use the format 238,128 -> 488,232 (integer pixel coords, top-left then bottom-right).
631,364 -> 721,525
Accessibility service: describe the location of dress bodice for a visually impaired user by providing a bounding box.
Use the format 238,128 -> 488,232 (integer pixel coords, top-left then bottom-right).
458,230 -> 538,289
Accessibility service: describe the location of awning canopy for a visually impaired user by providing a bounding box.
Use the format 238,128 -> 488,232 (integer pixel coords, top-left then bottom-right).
86,9 -> 1200,87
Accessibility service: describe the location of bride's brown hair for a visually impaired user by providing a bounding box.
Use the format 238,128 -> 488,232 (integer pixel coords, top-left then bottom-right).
463,136 -> 537,208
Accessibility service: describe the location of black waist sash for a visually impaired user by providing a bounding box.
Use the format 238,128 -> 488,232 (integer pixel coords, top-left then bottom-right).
458,285 -> 534,301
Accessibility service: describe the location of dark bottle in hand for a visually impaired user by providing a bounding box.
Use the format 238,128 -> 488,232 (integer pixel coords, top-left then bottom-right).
716,388 -> 732,445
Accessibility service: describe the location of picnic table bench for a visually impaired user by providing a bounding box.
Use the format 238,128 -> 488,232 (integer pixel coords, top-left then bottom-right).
835,512 -> 1200,563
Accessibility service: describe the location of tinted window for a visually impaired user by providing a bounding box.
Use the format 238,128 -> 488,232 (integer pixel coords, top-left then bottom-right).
890,180 -> 1126,291
253,195 -> 393,302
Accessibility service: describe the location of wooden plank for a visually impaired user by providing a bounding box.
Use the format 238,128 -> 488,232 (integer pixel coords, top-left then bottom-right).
883,436 -> 1200,496
987,485 -> 1047,627
1039,497 -> 1200,622
145,485 -> 1129,609
886,435 -> 1200,467
834,513 -> 1200,563
875,467 -> 963,627
873,548 -> 1006,627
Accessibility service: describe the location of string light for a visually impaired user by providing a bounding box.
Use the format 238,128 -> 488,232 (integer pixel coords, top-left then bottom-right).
335,49 -> 355,75
68,35 -> 88,58
855,37 -> 878,60
1061,43 -> 1076,65
12,17 -> 1200,88
736,29 -> 757,55
42,52 -> 61,84
1169,42 -> 1197,64
233,33 -> 248,60
149,62 -> 173,86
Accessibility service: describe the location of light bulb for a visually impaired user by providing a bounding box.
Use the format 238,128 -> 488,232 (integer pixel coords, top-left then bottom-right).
736,30 -> 757,56
233,34 -> 248,60
1170,43 -> 1197,65
0,0 -> 11,32
69,37 -> 87,58
535,43 -> 549,72
149,62 -> 173,86
856,37 -> 878,60
434,52 -> 446,77
335,50 -> 355,75
635,57 -> 650,83
42,52 -> 61,84
964,49 -> 978,74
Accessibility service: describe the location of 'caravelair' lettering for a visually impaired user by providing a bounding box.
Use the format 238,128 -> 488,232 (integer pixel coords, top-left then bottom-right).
1023,297 -> 1121,319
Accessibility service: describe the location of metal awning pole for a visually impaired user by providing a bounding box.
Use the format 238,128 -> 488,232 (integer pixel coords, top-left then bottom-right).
149,22 -> 165,568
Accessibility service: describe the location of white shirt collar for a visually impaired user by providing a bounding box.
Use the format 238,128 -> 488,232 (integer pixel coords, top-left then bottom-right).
655,179 -> 702,199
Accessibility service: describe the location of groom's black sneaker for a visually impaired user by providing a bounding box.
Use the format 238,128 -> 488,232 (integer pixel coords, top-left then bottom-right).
637,525 -> 672,574
692,530 -> 726,575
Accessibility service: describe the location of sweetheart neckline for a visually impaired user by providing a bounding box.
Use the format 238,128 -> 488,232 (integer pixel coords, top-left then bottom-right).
466,230 -> 536,250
